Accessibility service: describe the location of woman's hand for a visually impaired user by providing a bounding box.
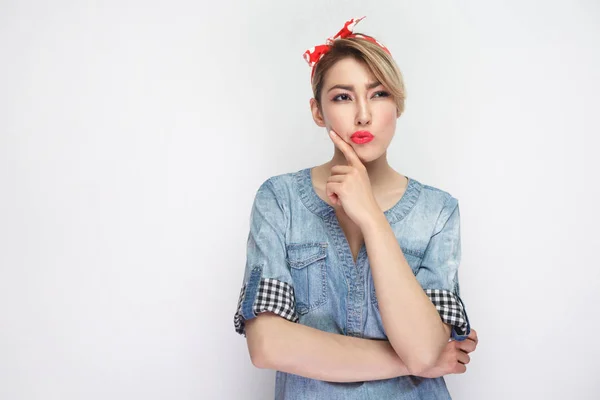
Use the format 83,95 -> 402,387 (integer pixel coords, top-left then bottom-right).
326,130 -> 382,228
419,328 -> 479,378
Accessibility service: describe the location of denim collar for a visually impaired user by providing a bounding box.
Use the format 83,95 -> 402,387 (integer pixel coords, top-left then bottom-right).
295,167 -> 421,224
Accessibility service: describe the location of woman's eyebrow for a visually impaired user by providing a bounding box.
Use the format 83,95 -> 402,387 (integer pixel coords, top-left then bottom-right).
327,81 -> 382,93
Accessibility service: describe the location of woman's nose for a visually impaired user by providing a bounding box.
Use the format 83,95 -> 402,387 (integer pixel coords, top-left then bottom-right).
355,100 -> 371,126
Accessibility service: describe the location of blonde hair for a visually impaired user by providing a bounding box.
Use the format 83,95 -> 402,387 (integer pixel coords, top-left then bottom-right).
311,34 -> 406,116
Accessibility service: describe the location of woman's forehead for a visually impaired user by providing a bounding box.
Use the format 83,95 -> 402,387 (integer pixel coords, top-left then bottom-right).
323,58 -> 377,87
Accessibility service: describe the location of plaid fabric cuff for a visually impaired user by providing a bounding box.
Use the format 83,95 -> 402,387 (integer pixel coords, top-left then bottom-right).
234,278 -> 299,337
424,289 -> 469,337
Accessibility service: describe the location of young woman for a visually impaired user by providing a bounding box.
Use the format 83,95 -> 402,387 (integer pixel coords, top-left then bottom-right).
233,16 -> 479,400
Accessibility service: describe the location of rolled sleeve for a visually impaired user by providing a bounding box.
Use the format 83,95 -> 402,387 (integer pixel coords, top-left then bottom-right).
233,178 -> 299,337
417,196 -> 471,341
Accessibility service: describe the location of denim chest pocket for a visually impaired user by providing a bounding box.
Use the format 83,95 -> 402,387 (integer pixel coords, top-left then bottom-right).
286,242 -> 328,315
370,250 -> 421,310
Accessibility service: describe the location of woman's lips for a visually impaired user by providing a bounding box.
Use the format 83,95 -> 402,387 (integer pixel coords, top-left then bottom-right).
351,131 -> 374,144
351,136 -> 373,144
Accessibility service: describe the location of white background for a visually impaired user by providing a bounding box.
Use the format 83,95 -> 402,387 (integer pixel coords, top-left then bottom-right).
1,1 -> 599,399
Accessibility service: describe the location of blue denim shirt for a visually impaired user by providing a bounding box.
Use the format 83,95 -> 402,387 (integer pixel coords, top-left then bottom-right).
234,167 -> 471,400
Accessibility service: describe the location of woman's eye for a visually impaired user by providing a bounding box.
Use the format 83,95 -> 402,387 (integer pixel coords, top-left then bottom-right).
333,93 -> 351,101
374,91 -> 390,98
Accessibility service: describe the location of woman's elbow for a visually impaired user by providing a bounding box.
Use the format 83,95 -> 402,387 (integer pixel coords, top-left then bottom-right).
245,318 -> 269,368
396,345 -> 443,376
250,349 -> 270,369
245,313 -> 284,369
406,357 -> 437,376
406,325 -> 451,374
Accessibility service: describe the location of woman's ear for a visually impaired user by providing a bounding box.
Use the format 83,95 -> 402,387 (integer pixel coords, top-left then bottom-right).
310,98 -> 326,127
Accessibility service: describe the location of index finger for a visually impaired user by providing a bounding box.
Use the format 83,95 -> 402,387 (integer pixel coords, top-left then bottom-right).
329,130 -> 362,167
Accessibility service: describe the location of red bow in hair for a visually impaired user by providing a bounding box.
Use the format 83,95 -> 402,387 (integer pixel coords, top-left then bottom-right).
302,16 -> 392,80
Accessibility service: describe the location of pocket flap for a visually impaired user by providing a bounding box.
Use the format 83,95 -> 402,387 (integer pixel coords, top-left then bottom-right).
286,242 -> 328,268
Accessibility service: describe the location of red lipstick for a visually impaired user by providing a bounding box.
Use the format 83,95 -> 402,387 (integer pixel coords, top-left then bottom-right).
350,130 -> 374,144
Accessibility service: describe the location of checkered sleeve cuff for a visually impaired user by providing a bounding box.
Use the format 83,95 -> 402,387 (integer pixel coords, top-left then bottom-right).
234,278 -> 299,337
424,289 -> 469,338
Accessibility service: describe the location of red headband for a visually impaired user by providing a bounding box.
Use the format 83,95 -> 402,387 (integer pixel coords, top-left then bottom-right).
302,16 -> 392,81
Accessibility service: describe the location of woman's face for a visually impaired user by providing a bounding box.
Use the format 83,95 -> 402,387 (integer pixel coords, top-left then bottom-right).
310,57 -> 399,163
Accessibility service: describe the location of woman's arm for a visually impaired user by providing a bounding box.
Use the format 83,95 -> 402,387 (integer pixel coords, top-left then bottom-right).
361,213 -> 451,375
321,133 -> 462,375
245,312 -> 411,382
